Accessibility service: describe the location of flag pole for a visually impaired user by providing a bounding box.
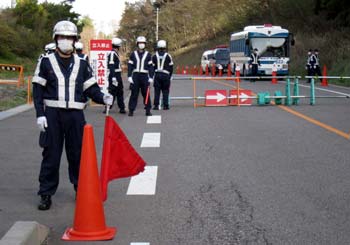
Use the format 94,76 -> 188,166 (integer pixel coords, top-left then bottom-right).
106,105 -> 110,116
145,86 -> 150,105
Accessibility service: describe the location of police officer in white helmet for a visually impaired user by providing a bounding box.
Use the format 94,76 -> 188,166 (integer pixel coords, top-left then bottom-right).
104,37 -> 126,114
127,36 -> 154,116
32,20 -> 113,210
152,40 -> 174,110
38,43 -> 56,60
74,41 -> 89,62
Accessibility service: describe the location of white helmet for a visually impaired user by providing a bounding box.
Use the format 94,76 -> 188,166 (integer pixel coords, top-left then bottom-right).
53,20 -> 78,40
112,37 -> 122,47
136,36 -> 147,43
157,40 -> 166,48
74,42 -> 83,50
45,42 -> 56,52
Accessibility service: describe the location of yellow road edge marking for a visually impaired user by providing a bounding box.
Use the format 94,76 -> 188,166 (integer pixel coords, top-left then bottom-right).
277,105 -> 350,140
198,79 -> 349,139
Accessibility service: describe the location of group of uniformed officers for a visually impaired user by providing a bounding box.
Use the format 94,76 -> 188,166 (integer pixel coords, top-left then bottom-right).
107,36 -> 174,116
32,20 -> 173,210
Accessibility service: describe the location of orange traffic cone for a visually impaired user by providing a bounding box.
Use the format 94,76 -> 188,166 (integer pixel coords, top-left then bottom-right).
227,64 -> 232,77
218,67 -> 223,76
62,124 -> 116,241
321,65 -> 328,86
205,64 -> 209,76
271,64 -> 277,84
235,65 -> 241,83
211,63 -> 216,76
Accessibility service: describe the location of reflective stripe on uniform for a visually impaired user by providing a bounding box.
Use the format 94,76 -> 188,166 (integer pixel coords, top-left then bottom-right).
44,99 -> 86,109
83,77 -> 96,91
133,51 -> 149,73
48,54 -> 66,101
155,69 -> 170,74
48,54 -> 81,103
33,58 -> 47,86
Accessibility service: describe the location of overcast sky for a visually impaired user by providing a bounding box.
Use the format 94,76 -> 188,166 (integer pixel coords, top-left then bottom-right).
0,0 -> 136,35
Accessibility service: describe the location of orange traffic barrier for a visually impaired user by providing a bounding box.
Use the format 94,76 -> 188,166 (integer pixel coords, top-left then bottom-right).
176,66 -> 180,74
205,64 -> 209,76
271,64 -> 277,84
62,124 -> 116,241
321,65 -> 328,86
0,64 -> 24,87
235,65 -> 241,82
218,68 -> 222,77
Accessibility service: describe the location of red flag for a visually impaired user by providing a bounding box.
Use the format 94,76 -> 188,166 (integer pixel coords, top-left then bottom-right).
100,116 -> 146,201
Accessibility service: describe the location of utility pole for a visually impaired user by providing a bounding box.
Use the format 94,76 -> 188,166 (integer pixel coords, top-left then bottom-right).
151,1 -> 161,41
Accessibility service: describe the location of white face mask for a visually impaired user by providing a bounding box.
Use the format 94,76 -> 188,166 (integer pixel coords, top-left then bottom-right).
138,43 -> 145,50
57,39 -> 74,54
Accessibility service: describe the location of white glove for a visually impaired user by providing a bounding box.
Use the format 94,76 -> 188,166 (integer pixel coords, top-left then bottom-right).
128,77 -> 134,84
170,76 -> 173,81
112,77 -> 118,86
103,93 -> 113,106
148,78 -> 154,84
37,116 -> 48,132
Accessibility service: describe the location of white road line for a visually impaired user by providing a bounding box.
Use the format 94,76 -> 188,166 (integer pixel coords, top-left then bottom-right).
140,133 -> 161,147
147,115 -> 161,124
130,243 -> 150,245
127,166 -> 158,195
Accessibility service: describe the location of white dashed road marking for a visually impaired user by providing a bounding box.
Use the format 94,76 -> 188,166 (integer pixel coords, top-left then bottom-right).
140,133 -> 161,147
127,166 -> 158,195
147,115 -> 161,124
130,243 -> 150,245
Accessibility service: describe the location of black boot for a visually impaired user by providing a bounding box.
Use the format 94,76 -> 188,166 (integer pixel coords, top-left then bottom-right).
128,111 -> 134,116
145,110 -> 152,116
38,195 -> 52,211
153,105 -> 159,110
119,108 -> 126,114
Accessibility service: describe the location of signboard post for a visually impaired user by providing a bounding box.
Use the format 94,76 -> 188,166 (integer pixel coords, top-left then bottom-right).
89,39 -> 112,93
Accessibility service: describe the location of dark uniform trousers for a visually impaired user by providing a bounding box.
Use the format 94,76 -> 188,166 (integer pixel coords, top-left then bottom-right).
110,83 -> 125,110
154,72 -> 170,107
38,107 -> 85,196
129,73 -> 151,112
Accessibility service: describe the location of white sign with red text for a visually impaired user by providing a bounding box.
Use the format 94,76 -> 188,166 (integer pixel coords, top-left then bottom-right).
89,39 -> 112,93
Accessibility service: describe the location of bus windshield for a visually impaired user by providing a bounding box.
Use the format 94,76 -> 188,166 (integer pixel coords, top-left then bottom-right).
251,38 -> 288,57
215,49 -> 229,60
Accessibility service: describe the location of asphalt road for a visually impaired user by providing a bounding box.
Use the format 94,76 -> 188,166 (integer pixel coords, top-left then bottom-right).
0,76 -> 349,244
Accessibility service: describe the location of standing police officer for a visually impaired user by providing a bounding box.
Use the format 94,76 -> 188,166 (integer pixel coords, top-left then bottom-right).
127,36 -> 154,116
32,20 -> 113,210
74,41 -> 89,62
307,49 -> 317,83
249,48 -> 260,81
104,37 -> 126,114
152,40 -> 174,110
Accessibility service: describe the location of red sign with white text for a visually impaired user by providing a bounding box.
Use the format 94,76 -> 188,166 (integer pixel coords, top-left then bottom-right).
89,40 -> 112,93
205,90 -> 228,106
229,89 -> 252,105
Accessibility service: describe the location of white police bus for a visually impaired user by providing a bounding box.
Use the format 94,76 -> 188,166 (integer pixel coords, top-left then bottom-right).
229,24 -> 294,76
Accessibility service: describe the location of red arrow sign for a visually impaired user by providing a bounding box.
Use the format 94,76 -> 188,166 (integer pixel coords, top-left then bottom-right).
229,89 -> 252,105
205,90 -> 228,106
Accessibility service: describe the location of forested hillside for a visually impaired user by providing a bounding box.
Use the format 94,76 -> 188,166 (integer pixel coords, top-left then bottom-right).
118,0 -> 350,75
0,0 -> 82,72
